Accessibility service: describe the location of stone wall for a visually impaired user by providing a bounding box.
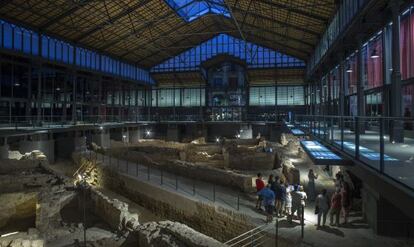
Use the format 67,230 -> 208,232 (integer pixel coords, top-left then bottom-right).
100,166 -> 254,242
0,192 -> 37,229
136,221 -> 226,247
89,189 -> 139,232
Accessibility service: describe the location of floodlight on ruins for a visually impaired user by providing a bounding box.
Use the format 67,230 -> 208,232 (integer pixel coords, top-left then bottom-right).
146,130 -> 151,137
216,137 -> 220,143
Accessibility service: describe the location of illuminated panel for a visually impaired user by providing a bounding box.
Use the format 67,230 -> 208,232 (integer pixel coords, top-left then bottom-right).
311,129 -> 325,135
300,141 -> 342,160
336,141 -> 398,161
291,129 -> 305,135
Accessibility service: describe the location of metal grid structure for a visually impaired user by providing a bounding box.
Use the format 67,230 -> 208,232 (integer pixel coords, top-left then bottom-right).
0,0 -> 336,69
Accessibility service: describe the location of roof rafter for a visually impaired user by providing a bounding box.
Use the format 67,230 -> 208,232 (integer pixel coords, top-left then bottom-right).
75,0 -> 152,42
39,1 -> 91,30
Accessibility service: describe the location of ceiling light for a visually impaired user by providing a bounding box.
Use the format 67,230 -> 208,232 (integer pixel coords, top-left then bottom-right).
346,64 -> 353,73
370,49 -> 379,59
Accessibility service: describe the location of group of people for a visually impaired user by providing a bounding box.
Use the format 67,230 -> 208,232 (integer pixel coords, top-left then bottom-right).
255,170 -> 353,228
314,172 -> 352,228
255,173 -> 307,223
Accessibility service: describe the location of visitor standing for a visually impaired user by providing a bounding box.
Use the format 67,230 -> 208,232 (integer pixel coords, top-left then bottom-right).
330,188 -> 342,226
341,182 -> 351,225
255,173 -> 265,210
315,189 -> 330,228
258,184 -> 275,223
292,185 -> 307,220
308,169 -> 318,201
276,179 -> 286,217
285,184 -> 293,221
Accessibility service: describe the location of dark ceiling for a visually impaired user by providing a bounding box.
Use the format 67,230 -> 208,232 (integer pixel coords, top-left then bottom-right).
0,0 -> 337,69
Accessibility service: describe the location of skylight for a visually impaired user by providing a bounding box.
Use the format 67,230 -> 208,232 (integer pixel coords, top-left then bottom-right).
165,0 -> 230,22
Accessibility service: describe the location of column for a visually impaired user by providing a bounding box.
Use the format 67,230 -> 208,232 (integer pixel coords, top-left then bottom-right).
72,71 -> 77,124
390,1 -> 403,142
327,70 -> 332,116
26,64 -> 32,120
37,65 -> 42,123
357,37 -> 366,134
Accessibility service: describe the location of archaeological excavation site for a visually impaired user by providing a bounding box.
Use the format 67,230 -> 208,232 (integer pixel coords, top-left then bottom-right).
2,1 -> 414,246
1,123 -> 413,247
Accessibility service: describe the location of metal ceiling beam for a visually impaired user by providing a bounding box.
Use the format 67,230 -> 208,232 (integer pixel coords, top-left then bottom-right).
75,0 -> 152,42
39,1 -> 91,30
133,27 -> 217,64
229,5 -> 320,37
0,0 -> 13,9
256,0 -> 330,23
240,22 -> 314,48
98,0 -> 197,51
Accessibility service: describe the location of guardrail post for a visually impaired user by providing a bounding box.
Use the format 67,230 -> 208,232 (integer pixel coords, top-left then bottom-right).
340,116 -> 344,150
275,217 -> 279,247
355,116 -> 360,160
213,184 -> 216,202
126,156 -> 129,172
380,118 -> 385,174
301,205 -> 304,238
193,180 -> 196,195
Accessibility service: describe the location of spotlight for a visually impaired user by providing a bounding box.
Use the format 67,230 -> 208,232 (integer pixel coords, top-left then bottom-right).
236,134 -> 241,138
346,64 -> 353,73
99,126 -> 104,130
56,87 -> 61,91
146,130 -> 151,137
14,82 -> 20,86
216,137 -> 220,143
77,174 -> 83,181
370,49 -> 379,59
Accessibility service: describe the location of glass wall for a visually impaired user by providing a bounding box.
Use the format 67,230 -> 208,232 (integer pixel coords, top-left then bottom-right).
0,19 -> 153,84
344,52 -> 358,96
151,34 -> 305,72
364,32 -> 383,90
249,86 -> 305,106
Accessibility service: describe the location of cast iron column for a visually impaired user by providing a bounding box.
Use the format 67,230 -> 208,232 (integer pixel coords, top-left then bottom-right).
390,0 -> 403,142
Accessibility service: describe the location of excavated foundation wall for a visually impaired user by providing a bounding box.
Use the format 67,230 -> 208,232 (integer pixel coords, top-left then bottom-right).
99,166 -> 254,242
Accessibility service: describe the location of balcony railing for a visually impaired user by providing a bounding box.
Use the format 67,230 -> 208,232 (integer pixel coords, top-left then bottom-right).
294,115 -> 414,193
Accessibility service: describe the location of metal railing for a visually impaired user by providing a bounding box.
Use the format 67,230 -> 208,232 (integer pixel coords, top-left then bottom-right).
225,223 -> 274,247
294,114 -> 414,192
0,113 -> 290,130
89,150 -> 243,211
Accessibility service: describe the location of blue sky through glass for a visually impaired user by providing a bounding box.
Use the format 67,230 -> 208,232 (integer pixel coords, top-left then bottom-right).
165,0 -> 230,22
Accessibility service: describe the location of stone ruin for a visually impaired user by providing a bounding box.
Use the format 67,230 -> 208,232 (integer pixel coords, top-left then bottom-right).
0,149 -> 227,246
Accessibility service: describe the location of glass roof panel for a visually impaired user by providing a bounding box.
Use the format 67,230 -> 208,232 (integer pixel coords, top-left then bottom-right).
165,0 -> 230,22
